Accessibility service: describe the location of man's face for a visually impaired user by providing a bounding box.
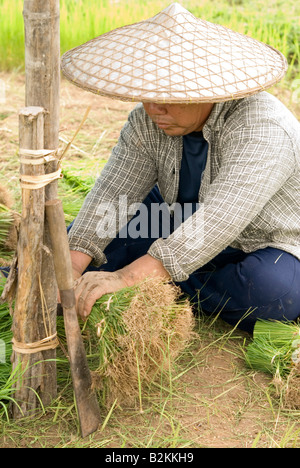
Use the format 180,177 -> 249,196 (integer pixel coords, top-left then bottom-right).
143,102 -> 214,136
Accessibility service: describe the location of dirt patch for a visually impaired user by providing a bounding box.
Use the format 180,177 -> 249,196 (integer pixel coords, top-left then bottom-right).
176,343 -> 270,448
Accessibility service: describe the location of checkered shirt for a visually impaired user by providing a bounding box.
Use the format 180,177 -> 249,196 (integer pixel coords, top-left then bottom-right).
68,92 -> 300,281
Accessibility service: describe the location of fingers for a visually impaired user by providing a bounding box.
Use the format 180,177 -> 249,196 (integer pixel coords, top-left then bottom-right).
74,273 -> 100,320
78,283 -> 102,320
74,271 -> 126,321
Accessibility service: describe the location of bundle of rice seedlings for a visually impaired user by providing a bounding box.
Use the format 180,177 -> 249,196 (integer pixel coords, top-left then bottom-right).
0,203 -> 12,240
58,160 -> 107,223
58,180 -> 85,224
252,319 -> 300,347
61,168 -> 96,196
245,319 -> 300,407
82,278 -> 196,407
59,168 -> 96,223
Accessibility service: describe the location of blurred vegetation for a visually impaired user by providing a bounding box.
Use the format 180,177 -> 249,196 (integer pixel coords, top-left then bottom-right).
0,0 -> 299,80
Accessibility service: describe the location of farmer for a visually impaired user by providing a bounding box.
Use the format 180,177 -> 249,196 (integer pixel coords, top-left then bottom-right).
61,3 -> 300,333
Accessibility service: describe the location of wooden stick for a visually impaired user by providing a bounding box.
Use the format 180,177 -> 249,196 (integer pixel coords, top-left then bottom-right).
45,199 -> 101,438
20,0 -> 61,408
23,0 -> 60,155
11,107 -> 57,418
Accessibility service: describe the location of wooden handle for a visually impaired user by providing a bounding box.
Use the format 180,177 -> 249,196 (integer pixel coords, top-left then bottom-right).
45,198 -> 101,437
45,199 -> 73,291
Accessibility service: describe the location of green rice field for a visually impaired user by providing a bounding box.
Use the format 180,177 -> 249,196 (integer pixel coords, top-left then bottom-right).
0,0 -> 299,81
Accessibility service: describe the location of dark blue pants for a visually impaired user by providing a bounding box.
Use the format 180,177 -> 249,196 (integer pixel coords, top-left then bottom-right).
81,186 -> 300,333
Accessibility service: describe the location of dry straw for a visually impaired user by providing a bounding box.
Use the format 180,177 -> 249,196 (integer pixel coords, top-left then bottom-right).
84,277 -> 196,406
61,2 -> 287,104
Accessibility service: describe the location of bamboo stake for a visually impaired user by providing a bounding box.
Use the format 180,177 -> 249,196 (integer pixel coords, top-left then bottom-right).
11,107 -> 57,418
10,0 -> 61,416
23,0 -> 60,298
23,0 -> 60,328
23,0 -> 60,155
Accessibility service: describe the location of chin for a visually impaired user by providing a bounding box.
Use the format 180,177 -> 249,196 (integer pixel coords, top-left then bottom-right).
162,128 -> 183,136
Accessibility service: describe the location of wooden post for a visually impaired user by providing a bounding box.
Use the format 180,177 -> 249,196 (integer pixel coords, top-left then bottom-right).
23,0 -> 60,347
11,107 -> 58,417
10,0 -> 61,416
23,0 -> 60,154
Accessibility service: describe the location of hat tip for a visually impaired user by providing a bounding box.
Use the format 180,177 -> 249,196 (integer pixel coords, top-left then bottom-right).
160,2 -> 188,16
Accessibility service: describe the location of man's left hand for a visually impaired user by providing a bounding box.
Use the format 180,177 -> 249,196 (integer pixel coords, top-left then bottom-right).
74,270 -> 127,320
73,254 -> 170,320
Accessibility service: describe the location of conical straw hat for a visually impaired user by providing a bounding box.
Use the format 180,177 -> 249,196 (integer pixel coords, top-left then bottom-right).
61,3 -> 287,103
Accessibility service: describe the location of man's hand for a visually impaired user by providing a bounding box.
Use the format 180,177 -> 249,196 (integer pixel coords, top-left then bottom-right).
74,270 -> 128,320
73,254 -> 170,320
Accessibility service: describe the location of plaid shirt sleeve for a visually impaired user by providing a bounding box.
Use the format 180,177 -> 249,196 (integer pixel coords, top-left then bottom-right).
148,119 -> 296,281
68,106 -> 158,265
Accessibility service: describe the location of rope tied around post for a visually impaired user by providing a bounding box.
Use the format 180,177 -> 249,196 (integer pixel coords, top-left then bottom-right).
18,106 -> 91,190
19,148 -> 62,189
12,332 -> 59,354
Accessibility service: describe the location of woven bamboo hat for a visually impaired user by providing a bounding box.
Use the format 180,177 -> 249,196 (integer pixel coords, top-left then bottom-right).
61,2 -> 287,103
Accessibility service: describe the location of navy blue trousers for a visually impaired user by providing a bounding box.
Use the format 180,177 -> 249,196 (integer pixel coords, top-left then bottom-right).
80,186 -> 300,334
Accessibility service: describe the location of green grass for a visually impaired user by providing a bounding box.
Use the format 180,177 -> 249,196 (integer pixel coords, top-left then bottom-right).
1,268 -> 300,448
0,0 -> 299,82
1,305 -> 300,447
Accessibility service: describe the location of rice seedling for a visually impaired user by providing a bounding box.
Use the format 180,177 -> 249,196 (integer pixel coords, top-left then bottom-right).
246,320 -> 300,375
57,278 -> 196,408
245,320 -> 300,408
